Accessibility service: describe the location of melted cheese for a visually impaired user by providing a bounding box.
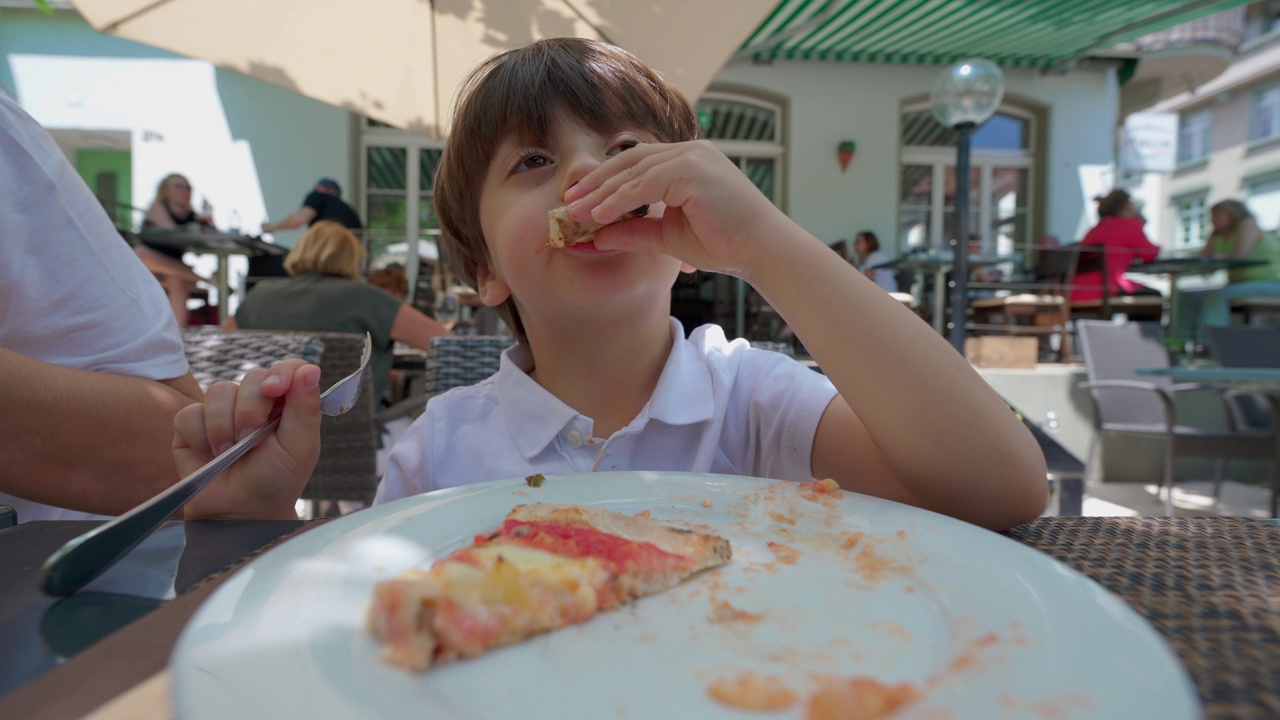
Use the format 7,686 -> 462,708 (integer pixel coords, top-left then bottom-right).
431,543 -> 609,613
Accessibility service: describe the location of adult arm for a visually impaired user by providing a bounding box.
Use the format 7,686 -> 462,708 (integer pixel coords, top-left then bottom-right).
263,206 -> 317,233
573,140 -> 1047,530
389,304 -> 451,349
0,348 -> 203,515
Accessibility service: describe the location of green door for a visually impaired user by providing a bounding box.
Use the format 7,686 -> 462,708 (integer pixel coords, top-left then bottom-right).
76,149 -> 132,230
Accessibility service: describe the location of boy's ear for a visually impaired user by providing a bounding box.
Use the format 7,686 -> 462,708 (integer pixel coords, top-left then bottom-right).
475,265 -> 511,307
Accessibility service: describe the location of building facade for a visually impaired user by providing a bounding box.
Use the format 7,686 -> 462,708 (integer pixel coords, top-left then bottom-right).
1,4 -> 1142,331
1127,3 -> 1280,254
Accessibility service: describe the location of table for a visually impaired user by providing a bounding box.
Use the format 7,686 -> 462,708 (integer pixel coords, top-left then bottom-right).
1,516 -> 1275,719
874,251 -> 1020,334
1136,366 -> 1280,399
1126,256 -> 1268,341
137,230 -> 285,323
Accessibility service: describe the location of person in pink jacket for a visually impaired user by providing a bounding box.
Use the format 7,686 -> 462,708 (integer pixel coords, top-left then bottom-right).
1070,189 -> 1160,303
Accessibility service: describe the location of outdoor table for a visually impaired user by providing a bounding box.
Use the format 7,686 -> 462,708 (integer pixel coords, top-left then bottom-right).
1,515 -> 1275,719
873,251 -> 1020,334
1126,256 -> 1268,340
137,230 -> 285,324
1136,365 -> 1280,389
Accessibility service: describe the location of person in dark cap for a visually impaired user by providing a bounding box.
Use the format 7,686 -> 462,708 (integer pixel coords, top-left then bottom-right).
262,177 -> 363,234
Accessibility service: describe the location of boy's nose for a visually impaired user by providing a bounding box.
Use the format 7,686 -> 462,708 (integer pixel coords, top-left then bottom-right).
558,150 -> 602,202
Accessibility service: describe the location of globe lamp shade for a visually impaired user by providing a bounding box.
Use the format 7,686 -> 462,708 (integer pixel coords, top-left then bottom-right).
930,58 -> 1005,128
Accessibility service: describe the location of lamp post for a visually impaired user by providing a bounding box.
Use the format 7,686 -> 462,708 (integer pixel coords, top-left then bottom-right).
930,58 -> 1005,353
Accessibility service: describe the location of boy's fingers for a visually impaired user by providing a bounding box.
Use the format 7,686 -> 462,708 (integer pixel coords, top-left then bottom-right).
173,403 -> 211,456
273,363 -> 323,469
202,382 -> 240,455
232,368 -> 278,440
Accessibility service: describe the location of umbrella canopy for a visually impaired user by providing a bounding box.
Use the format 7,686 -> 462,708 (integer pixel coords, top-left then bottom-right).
70,0 -> 778,138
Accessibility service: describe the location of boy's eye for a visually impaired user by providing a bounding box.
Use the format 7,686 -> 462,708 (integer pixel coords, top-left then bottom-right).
608,137 -> 642,156
513,149 -> 553,173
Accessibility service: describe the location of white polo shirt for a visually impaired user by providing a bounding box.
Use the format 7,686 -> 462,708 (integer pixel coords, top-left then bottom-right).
374,319 -> 838,504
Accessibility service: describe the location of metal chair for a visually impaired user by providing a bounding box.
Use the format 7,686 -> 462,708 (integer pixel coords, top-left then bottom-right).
1076,320 -> 1279,515
1205,324 -> 1280,432
183,328 -> 380,505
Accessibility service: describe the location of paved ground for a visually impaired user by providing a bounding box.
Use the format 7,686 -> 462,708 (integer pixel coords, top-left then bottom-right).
1084,479 -> 1273,518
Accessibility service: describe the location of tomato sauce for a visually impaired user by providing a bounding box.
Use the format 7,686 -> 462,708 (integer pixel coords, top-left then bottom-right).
477,519 -> 693,574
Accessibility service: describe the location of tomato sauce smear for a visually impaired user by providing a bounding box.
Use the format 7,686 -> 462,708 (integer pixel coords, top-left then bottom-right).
478,519 -> 694,575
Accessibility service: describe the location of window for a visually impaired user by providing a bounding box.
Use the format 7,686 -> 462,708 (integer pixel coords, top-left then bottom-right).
1173,195 -> 1209,248
1247,177 -> 1280,230
899,106 -> 1035,256
361,119 -> 446,314
1177,109 -> 1211,163
696,94 -> 783,203
1253,85 -> 1280,143
694,93 -> 784,338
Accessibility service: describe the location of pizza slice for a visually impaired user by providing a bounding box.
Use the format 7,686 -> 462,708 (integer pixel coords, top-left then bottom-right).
547,204 -> 649,247
366,503 -> 731,672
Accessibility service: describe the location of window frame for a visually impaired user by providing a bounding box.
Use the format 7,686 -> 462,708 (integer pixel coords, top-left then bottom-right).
898,102 -> 1036,256
1251,83 -> 1280,144
1171,192 -> 1210,249
359,119 -> 446,305
1177,108 -> 1212,165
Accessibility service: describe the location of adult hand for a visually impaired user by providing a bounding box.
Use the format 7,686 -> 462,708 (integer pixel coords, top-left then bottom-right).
178,359 -> 322,520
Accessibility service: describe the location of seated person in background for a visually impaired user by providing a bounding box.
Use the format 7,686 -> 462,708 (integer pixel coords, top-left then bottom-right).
226,221 -> 450,404
853,230 -> 898,292
0,92 -> 211,522
1175,199 -> 1280,344
832,238 -> 855,265
1069,189 -> 1160,303
367,265 -> 410,301
179,38 -> 1048,532
138,173 -> 214,326
262,178 -> 363,233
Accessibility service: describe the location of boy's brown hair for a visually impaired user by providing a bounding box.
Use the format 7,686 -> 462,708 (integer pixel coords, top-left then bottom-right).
284,220 -> 364,279
434,38 -> 701,343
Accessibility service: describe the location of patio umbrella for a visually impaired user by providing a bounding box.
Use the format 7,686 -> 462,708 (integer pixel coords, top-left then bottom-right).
69,0 -> 777,138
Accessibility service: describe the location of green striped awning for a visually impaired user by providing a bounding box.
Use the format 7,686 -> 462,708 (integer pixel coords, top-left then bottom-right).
739,0 -> 1249,69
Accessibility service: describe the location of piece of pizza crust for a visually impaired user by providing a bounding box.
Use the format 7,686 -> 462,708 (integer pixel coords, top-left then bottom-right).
547,204 -> 648,247
366,502 -> 730,672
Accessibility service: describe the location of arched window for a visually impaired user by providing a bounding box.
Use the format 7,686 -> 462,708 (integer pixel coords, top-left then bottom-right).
696,93 -> 784,204
690,93 -> 787,338
899,104 -> 1036,257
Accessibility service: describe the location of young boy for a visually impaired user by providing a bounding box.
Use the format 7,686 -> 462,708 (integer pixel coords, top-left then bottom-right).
177,38 -> 1047,530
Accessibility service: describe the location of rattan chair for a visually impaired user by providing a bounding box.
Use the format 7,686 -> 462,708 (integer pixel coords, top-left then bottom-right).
1076,320 -> 1279,515
182,328 -> 380,504
377,335 -> 515,424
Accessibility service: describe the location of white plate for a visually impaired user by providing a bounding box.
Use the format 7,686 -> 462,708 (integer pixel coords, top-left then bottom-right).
171,473 -> 1200,719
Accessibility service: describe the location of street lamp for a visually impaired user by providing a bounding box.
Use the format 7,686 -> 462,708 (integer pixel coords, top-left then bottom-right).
930,58 -> 1005,353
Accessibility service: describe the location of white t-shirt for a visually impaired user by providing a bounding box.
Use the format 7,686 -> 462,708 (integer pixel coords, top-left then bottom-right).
862,250 -> 899,293
374,320 -> 839,504
0,93 -> 190,522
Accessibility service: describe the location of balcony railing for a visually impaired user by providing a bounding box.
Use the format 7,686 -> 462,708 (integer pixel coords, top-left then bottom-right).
1116,7 -> 1245,55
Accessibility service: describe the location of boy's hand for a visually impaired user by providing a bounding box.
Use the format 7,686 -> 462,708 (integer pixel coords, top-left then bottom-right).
177,359 -> 323,521
563,140 -> 792,280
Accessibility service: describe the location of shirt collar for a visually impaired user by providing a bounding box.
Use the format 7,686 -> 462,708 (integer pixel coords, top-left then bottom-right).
497,318 -> 716,459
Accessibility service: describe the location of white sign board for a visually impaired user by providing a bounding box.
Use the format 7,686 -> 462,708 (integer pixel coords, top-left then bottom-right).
1119,112 -> 1178,173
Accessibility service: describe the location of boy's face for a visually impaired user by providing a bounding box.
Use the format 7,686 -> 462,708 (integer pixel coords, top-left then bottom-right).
475,113 -> 684,337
